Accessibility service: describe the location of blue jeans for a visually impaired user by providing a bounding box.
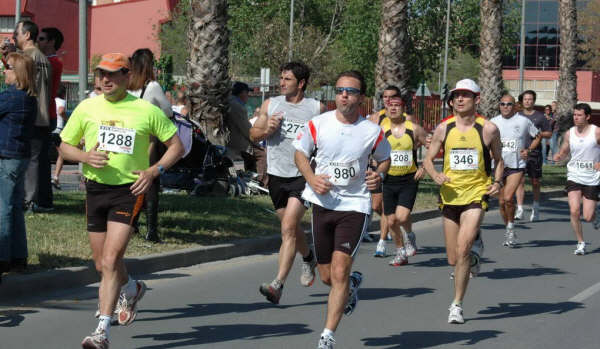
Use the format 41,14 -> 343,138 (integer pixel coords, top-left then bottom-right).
0,157 -> 29,262
549,132 -> 558,160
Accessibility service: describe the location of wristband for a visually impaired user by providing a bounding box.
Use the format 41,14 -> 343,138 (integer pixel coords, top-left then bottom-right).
494,180 -> 503,188
378,172 -> 386,181
157,165 -> 165,175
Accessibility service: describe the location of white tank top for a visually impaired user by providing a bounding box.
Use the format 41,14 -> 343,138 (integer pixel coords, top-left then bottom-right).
567,125 -> 600,186
266,95 -> 321,177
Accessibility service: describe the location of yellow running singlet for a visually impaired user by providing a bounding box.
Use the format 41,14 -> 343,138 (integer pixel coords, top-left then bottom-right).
380,118 -> 417,176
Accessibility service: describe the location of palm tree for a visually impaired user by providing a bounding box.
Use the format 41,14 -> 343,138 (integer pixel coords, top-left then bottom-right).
374,0 -> 409,111
557,0 -> 577,131
478,0 -> 503,119
187,0 -> 231,146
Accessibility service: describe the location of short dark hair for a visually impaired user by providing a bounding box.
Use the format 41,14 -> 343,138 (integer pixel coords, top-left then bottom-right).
336,70 -> 366,95
383,85 -> 400,95
574,103 -> 592,116
57,83 -> 66,99
280,61 -> 310,91
518,90 -> 537,103
232,81 -> 250,96
41,27 -> 64,51
17,20 -> 38,42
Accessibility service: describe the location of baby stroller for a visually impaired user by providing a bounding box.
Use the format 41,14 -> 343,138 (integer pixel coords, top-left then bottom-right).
160,112 -> 235,196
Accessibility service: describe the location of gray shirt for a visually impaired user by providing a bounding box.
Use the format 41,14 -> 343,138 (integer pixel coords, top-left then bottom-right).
522,110 -> 551,155
24,46 -> 52,128
491,113 -> 539,169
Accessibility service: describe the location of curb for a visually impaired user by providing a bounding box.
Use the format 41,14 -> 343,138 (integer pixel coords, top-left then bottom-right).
0,189 -> 566,301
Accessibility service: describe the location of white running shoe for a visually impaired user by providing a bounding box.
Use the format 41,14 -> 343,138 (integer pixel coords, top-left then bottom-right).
514,206 -> 524,220
503,229 -> 517,248
344,271 -> 363,316
448,304 -> 465,324
317,333 -> 336,349
388,251 -> 408,266
574,241 -> 586,255
529,208 -> 540,222
300,257 -> 317,287
386,232 -> 393,241
404,232 -> 417,256
374,240 -> 386,257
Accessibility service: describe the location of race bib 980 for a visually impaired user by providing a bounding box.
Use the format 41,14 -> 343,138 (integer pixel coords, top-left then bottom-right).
281,118 -> 304,139
449,148 -> 478,171
328,160 -> 359,186
391,150 -> 412,167
97,125 -> 136,154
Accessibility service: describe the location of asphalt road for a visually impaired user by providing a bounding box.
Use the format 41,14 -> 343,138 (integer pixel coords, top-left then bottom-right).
3,197 -> 600,349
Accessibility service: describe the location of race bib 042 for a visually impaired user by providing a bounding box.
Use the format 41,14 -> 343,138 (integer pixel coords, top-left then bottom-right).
281,118 -> 304,139
97,125 -> 136,154
449,148 -> 479,171
391,150 -> 412,167
501,138 -> 518,152
328,160 -> 359,186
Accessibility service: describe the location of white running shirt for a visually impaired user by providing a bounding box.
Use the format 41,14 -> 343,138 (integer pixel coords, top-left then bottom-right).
567,125 -> 600,186
491,113 -> 539,169
293,110 -> 391,214
267,95 -> 321,178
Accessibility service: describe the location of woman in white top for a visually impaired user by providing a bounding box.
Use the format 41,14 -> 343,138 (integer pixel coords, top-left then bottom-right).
554,103 -> 600,255
128,48 -> 173,243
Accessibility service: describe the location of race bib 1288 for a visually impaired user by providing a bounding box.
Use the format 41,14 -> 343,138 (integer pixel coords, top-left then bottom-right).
97,125 -> 136,154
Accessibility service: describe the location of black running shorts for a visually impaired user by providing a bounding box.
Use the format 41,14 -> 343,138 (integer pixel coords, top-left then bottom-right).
382,173 -> 419,215
501,167 -> 526,182
267,175 -> 307,210
566,180 -> 600,201
526,154 -> 543,179
311,204 -> 369,264
85,179 -> 145,232
441,199 -> 487,225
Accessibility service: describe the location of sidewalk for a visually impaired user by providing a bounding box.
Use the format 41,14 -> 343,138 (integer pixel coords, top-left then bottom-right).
0,187 -> 566,301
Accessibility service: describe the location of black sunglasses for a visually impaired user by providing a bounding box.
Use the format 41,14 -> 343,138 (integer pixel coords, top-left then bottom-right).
499,102 -> 514,107
335,87 -> 361,96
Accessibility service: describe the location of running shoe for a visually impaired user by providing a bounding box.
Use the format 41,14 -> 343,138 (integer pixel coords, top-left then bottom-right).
574,241 -> 586,256
470,233 -> 484,277
51,177 -> 61,190
300,258 -> 317,287
388,250 -> 408,266
94,305 -> 119,325
344,271 -> 363,316
317,333 -> 336,349
116,280 -> 147,326
449,271 -> 475,280
529,208 -> 540,222
81,329 -> 109,349
405,232 -> 417,256
362,233 -> 374,242
514,206 -> 524,220
374,240 -> 386,257
259,282 -> 282,304
386,232 -> 393,241
593,208 -> 600,230
502,229 -> 517,248
448,304 -> 465,324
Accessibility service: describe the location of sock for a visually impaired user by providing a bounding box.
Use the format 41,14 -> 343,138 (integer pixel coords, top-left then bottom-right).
451,300 -> 462,307
302,250 -> 314,263
121,277 -> 138,299
517,205 -> 523,211
97,315 -> 112,337
533,201 -> 540,209
378,239 -> 385,244
398,247 -> 406,257
507,222 -> 514,229
271,278 -> 283,289
321,328 -> 334,338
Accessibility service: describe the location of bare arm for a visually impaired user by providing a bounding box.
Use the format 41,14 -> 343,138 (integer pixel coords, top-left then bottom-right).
412,124 -> 428,179
130,134 -> 184,195
521,133 -> 542,160
366,159 -> 391,190
294,150 -> 332,195
250,99 -> 282,142
59,141 -> 108,168
553,130 -> 571,161
423,122 -> 450,185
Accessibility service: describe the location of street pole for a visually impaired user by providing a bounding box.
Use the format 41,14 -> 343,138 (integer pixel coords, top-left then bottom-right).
288,0 -> 294,62
441,0 -> 451,119
78,0 -> 88,103
15,0 -> 21,23
518,0 -> 526,94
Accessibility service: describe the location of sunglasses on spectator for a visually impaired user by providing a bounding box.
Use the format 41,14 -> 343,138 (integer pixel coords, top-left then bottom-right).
335,87 -> 361,96
499,102 -> 514,107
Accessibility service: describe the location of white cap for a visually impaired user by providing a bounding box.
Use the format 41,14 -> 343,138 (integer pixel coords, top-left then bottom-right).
450,79 -> 480,97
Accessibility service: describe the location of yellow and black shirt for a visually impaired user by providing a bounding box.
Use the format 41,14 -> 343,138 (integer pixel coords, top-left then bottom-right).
380,117 -> 418,176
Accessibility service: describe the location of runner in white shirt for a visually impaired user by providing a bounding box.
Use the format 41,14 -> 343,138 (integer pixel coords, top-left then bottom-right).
553,103 -> 600,255
490,93 -> 540,247
250,61 -> 325,305
293,71 -> 391,349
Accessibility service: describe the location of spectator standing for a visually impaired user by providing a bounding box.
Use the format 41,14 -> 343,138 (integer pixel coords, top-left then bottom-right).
9,20 -> 54,213
0,53 -> 38,280
543,104 -> 553,164
128,48 -> 172,243
228,81 -> 253,162
52,84 -> 67,189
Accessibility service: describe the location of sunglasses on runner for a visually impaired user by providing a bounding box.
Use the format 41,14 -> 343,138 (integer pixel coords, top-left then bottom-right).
335,87 -> 361,96
499,102 -> 514,107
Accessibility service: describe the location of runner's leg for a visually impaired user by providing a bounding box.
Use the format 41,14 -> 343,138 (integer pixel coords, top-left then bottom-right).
503,172 -> 523,225
443,217 -> 460,266
453,208 -> 484,304
515,175 -> 525,216
582,196 -> 596,223
324,251 -> 352,332
98,222 -> 132,317
568,190 -> 584,243
275,197 -> 308,283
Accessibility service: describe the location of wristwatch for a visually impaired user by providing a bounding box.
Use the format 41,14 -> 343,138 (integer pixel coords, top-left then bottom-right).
157,165 -> 165,175
378,172 -> 386,181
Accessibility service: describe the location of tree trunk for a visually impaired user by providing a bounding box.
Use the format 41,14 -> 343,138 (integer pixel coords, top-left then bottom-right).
187,0 -> 231,146
374,0 -> 409,112
478,0 -> 503,119
557,0 -> 577,132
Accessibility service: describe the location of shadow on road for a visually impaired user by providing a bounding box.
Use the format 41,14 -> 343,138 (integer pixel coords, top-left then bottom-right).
133,323 -> 312,348
472,301 -> 584,321
137,300 -> 326,322
0,309 -> 38,327
309,287 -> 435,301
138,273 -> 190,281
518,240 -> 575,248
361,330 -> 503,348
479,267 -> 566,280
416,246 -> 446,255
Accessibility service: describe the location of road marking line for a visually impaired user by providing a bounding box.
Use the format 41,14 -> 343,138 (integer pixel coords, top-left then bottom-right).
570,281 -> 600,302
